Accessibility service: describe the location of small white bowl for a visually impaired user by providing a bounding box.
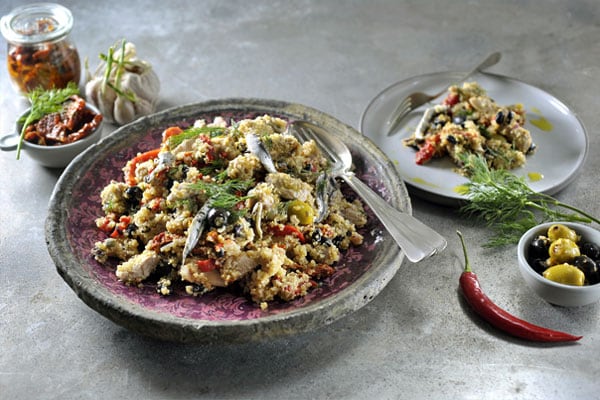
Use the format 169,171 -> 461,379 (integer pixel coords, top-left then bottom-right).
0,103 -> 103,168
517,221 -> 600,307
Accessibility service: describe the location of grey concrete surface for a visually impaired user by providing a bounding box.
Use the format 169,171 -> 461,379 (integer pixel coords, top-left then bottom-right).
1,0 -> 599,399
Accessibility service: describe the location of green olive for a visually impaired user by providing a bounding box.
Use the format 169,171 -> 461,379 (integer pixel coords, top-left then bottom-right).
543,263 -> 585,286
548,238 -> 580,265
287,199 -> 315,225
547,224 -> 580,243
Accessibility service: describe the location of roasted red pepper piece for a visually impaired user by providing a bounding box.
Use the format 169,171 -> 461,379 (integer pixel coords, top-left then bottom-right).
442,92 -> 459,107
456,231 -> 582,343
127,148 -> 161,186
415,142 -> 436,165
196,259 -> 217,272
271,224 -> 306,243
162,126 -> 183,142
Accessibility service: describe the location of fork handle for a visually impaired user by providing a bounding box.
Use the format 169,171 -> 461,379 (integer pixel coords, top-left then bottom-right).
340,173 -> 447,262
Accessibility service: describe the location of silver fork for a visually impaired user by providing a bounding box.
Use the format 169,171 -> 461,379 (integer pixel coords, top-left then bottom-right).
385,52 -> 501,136
290,120 -> 447,263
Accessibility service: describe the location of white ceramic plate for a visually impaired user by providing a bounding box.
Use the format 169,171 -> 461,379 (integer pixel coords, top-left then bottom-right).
360,72 -> 589,206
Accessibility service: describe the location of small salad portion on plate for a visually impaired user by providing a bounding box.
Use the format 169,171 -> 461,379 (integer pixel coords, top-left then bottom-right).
360,72 -> 588,205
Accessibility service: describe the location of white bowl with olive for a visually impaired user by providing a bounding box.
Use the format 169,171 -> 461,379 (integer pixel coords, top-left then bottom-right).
517,222 -> 600,307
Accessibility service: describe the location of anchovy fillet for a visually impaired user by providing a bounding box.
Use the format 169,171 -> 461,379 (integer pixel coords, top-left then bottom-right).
181,201 -> 212,266
245,133 -> 277,173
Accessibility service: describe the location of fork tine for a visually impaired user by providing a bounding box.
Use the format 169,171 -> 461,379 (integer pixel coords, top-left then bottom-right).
293,123 -> 310,143
297,125 -> 338,164
389,97 -> 412,122
387,101 -> 413,136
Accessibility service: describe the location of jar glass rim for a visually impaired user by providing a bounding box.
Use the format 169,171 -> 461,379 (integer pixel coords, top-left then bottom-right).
0,3 -> 73,44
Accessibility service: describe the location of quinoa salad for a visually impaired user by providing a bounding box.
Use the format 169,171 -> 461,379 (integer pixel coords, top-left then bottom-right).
402,81 -> 536,175
92,115 -> 367,308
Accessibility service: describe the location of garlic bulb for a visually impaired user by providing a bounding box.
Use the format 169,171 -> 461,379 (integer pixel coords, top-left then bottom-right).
85,41 -> 160,125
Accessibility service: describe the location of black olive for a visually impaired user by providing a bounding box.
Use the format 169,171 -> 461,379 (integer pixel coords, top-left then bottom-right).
332,235 -> 344,247
580,242 -> 600,260
215,247 -> 225,257
574,255 -> 598,277
191,284 -> 207,295
527,143 -> 537,154
207,208 -> 230,228
495,111 -> 504,125
310,228 -> 323,244
181,165 -> 189,179
528,236 -> 551,261
506,110 -> 513,123
447,135 -> 457,145
312,229 -> 333,246
530,258 -> 548,275
125,223 -> 138,236
124,186 -> 143,208
588,270 -> 600,285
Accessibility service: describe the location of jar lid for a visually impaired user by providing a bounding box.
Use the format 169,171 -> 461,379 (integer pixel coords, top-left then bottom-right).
0,3 -> 73,44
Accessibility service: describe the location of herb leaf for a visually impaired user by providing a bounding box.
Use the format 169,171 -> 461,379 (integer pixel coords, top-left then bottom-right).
167,126 -> 225,148
460,154 -> 599,246
17,82 -> 80,159
186,178 -> 253,213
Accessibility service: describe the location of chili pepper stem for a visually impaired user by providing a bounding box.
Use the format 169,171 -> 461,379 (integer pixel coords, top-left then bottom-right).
456,230 -> 472,273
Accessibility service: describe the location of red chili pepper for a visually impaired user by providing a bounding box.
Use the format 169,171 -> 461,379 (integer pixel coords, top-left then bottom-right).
271,224 -> 306,243
456,231 -> 582,343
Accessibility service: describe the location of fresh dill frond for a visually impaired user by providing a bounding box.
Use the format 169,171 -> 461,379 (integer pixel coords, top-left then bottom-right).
167,126 -> 225,148
198,158 -> 228,177
186,178 -> 253,208
460,154 -> 599,246
17,82 -> 80,159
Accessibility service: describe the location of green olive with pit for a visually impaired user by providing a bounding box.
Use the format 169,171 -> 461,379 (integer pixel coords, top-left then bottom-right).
548,238 -> 580,265
543,263 -> 585,286
547,224 -> 580,243
287,199 -> 315,225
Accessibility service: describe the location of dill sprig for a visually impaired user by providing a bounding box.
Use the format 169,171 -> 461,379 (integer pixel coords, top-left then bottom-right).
16,82 -> 80,159
460,154 -> 599,246
167,126 -> 225,148
187,178 -> 253,212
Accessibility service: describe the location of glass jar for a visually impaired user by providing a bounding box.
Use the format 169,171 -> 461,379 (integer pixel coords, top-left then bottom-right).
0,3 -> 81,94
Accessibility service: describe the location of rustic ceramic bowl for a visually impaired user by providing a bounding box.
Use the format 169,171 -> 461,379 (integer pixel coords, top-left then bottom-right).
0,103 -> 103,168
46,98 -> 412,343
517,221 -> 600,307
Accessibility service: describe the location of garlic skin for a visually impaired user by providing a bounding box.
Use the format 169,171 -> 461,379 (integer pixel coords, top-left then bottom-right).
85,42 -> 160,125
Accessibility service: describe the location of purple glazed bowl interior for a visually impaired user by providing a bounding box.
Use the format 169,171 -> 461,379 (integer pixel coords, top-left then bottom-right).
46,98 -> 411,343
